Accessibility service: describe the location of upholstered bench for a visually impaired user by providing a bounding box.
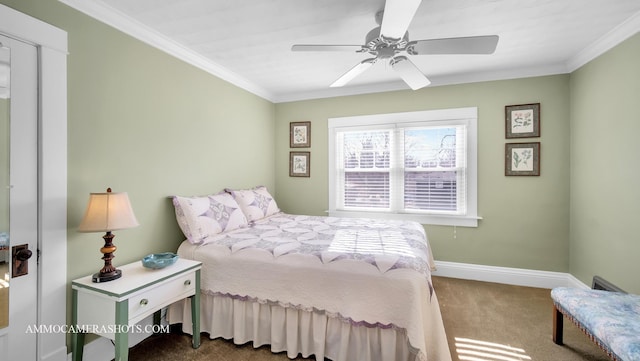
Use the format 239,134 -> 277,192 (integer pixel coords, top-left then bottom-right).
551,287 -> 640,361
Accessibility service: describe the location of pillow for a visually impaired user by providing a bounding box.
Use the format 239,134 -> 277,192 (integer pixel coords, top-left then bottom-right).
172,192 -> 248,244
225,186 -> 280,222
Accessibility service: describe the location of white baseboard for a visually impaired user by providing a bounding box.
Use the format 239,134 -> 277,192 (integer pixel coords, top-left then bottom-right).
41,346 -> 68,361
66,337 -> 114,361
432,260 -> 589,289
566,273 -> 591,289
66,313 -> 166,361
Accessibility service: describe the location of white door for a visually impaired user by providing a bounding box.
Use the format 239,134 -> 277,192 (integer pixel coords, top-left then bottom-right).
0,34 -> 39,361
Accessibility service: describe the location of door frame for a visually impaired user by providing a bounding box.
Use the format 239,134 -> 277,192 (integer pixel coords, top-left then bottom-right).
0,4 -> 68,361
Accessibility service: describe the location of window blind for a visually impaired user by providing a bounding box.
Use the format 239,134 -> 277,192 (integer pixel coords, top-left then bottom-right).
402,125 -> 467,214
340,129 -> 392,210
328,107 -> 478,227
335,124 -> 466,215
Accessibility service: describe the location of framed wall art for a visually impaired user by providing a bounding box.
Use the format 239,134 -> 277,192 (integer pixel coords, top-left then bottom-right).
505,142 -> 540,176
505,103 -> 540,138
289,151 -> 310,177
290,121 -> 311,148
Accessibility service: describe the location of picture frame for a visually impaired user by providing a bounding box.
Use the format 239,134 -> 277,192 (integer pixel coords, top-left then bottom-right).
289,151 -> 310,177
505,142 -> 540,176
505,103 -> 540,138
290,121 -> 311,148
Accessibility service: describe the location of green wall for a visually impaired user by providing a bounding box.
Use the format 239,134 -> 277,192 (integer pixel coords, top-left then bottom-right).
1,0 -> 638,342
569,33 -> 640,293
275,75 -> 571,272
0,0 -> 276,278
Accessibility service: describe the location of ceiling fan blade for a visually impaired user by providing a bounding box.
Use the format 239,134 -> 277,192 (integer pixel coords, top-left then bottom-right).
292,44 -> 364,52
380,0 -> 422,40
390,56 -> 430,90
408,35 -> 499,55
330,58 -> 377,88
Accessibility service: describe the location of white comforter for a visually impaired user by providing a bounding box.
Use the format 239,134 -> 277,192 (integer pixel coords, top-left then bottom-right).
177,213 -> 451,361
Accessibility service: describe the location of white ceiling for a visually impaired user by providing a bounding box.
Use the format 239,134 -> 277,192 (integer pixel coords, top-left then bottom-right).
60,0 -> 640,103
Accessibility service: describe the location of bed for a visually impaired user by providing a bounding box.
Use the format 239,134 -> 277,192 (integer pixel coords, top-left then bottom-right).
167,187 -> 451,361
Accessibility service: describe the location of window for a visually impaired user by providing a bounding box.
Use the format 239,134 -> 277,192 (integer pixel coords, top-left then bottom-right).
328,108 -> 479,227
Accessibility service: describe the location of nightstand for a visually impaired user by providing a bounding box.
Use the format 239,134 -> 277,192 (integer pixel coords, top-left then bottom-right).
71,258 -> 202,361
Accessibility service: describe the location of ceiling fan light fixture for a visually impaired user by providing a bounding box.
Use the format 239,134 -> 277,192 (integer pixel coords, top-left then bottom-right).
390,56 -> 430,90
290,0 -> 498,91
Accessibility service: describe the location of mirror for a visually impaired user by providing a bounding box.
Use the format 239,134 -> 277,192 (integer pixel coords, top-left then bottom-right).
0,42 -> 10,329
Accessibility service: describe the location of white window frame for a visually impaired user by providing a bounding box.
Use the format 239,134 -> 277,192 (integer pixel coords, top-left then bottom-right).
328,107 -> 479,227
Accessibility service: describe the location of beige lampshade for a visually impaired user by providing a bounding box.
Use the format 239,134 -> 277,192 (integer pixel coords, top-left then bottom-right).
78,190 -> 139,232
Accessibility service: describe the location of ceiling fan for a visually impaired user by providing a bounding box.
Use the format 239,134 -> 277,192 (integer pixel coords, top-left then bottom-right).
291,0 -> 499,90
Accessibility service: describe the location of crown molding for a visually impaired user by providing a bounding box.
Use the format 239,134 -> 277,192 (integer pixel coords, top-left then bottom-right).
58,0 -> 276,102
274,63 -> 569,103
566,10 -> 640,72
274,81 -> 409,103
57,1 -> 639,103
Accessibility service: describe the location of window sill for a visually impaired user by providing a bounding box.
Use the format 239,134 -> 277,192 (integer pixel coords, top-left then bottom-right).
327,210 -> 481,227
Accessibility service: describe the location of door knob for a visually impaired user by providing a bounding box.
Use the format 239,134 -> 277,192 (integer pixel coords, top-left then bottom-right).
16,249 -> 33,261
12,244 -> 32,278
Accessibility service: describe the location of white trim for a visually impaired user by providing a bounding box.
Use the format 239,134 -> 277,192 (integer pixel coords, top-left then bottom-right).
432,260 -> 589,290
275,63 -> 569,103
38,46 -> 68,361
56,0 -> 640,103
566,273 -> 590,290
66,338 -> 113,361
328,107 -> 478,227
328,210 -> 481,227
58,0 -> 275,102
566,10 -> 640,72
328,107 -> 478,127
0,4 -> 68,361
277,81 -> 411,103
0,4 -> 66,53
65,314 -> 163,361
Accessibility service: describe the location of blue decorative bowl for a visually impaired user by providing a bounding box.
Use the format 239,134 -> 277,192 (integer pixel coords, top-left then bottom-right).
141,252 -> 178,269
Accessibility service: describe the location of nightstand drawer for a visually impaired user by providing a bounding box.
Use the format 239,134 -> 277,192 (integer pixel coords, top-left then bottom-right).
128,271 -> 196,322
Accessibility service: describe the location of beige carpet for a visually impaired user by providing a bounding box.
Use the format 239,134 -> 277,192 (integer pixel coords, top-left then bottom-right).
125,276 -> 610,361
433,277 -> 608,361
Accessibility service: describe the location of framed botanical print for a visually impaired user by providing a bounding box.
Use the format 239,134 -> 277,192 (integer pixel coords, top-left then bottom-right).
290,121 -> 311,148
289,151 -> 310,177
505,142 -> 540,176
505,103 -> 540,138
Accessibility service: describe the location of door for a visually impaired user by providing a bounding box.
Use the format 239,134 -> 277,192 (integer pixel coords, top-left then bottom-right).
0,34 -> 39,361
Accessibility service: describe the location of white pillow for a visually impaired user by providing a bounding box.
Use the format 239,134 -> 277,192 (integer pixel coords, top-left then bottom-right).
172,192 -> 248,244
225,186 -> 280,222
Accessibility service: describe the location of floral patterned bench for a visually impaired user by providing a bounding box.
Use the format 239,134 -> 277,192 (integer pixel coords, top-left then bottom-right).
551,287 -> 640,361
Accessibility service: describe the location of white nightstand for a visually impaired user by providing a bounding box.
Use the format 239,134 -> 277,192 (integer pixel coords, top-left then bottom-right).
71,258 -> 202,361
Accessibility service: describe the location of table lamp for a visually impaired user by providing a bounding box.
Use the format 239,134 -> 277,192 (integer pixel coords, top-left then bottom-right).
78,188 -> 139,282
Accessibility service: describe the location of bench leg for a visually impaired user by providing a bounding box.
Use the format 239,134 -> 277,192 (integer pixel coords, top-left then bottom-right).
553,305 -> 564,345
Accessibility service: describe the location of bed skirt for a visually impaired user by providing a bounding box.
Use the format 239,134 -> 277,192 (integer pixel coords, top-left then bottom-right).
168,292 -> 419,361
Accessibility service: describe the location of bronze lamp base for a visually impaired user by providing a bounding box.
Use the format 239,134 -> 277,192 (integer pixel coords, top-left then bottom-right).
92,231 -> 122,283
